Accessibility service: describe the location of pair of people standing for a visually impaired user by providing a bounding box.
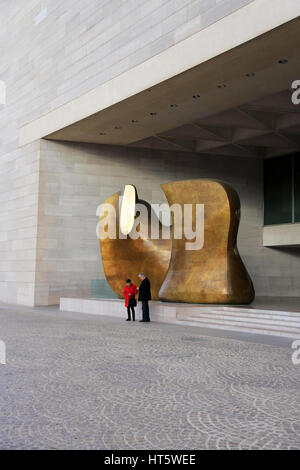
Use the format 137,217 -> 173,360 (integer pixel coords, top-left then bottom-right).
123,273 -> 151,322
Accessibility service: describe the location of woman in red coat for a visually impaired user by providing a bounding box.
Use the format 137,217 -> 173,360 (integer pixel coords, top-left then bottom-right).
123,279 -> 138,321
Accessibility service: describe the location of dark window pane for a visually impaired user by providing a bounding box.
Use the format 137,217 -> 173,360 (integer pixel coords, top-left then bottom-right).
264,155 -> 293,225
295,153 -> 300,223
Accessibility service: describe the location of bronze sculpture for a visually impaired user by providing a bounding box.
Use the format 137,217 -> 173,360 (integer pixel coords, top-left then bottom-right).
99,180 -> 255,304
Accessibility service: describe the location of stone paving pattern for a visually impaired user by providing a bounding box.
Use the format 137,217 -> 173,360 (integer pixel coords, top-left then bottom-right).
0,304 -> 299,450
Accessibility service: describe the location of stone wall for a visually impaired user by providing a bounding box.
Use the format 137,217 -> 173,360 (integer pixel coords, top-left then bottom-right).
0,141 -> 40,305
2,0 -> 256,126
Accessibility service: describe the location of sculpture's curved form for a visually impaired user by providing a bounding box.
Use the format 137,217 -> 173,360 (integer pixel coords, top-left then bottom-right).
158,179 -> 255,304
99,185 -> 171,299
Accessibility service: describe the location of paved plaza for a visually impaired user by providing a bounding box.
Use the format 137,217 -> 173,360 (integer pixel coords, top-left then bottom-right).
0,303 -> 299,450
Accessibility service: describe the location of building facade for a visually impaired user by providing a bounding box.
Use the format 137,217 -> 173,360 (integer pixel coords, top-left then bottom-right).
0,0 -> 300,306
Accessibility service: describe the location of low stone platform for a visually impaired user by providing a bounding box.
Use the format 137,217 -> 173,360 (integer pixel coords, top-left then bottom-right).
60,297 -> 300,339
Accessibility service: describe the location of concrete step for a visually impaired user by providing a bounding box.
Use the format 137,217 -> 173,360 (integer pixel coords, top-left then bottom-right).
177,314 -> 300,338
183,315 -> 300,332
177,318 -> 300,338
178,311 -> 300,328
216,307 -> 300,317
179,306 -> 300,319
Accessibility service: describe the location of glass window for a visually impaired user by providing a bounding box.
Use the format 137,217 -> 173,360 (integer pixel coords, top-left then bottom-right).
264,155 -> 293,225
294,153 -> 300,223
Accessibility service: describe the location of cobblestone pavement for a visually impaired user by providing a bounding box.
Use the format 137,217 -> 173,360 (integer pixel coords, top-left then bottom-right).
0,304 -> 299,450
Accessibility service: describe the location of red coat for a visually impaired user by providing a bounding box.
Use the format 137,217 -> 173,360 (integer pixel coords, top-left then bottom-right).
123,283 -> 137,307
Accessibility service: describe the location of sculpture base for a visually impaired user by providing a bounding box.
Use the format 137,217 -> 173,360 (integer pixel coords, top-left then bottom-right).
60,297 -> 300,339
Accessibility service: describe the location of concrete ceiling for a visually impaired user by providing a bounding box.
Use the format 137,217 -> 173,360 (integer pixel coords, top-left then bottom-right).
130,90 -> 300,158
45,18 -> 300,158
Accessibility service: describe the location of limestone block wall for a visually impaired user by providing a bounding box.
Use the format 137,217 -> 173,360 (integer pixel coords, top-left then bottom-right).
0,141 -> 40,305
1,0 -> 256,126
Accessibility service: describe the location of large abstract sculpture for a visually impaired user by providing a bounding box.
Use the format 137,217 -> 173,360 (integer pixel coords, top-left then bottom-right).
98,179 -> 255,304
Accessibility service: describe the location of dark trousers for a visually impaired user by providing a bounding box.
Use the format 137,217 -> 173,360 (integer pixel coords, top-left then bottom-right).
142,301 -> 150,321
127,306 -> 135,321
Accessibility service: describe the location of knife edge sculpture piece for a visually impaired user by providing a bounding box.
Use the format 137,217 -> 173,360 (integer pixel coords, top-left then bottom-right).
158,179 -> 255,304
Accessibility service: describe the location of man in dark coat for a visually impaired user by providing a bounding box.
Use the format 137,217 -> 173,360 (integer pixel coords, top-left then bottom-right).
138,273 -> 151,322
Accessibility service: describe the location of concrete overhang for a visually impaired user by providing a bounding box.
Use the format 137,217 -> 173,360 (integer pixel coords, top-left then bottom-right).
19,0 -> 300,149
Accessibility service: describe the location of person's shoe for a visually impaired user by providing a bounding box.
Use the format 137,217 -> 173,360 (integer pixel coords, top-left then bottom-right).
126,319 -> 131,321
139,320 -> 145,322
